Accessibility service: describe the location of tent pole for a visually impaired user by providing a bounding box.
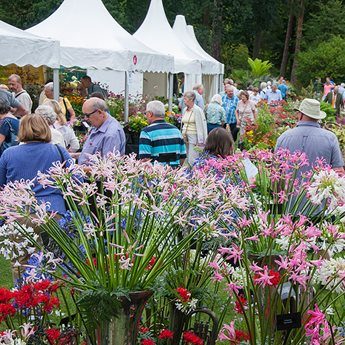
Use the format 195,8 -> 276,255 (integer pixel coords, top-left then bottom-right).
168,73 -> 173,112
124,71 -> 129,122
53,68 -> 59,101
219,74 -> 224,93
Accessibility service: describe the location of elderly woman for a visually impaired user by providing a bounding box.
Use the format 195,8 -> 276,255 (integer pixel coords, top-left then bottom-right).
44,82 -> 76,122
35,105 -> 66,148
0,114 -> 72,215
236,91 -> 257,145
0,101 -> 19,156
205,94 -> 226,133
181,91 -> 208,166
45,100 -> 80,152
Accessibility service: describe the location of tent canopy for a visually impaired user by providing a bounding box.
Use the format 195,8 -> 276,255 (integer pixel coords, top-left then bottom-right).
0,20 -> 60,68
27,0 -> 173,73
134,0 -> 201,75
186,24 -> 224,74
172,15 -> 220,75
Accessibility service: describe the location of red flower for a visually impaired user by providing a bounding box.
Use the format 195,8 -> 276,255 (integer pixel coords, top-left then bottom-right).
176,287 -> 191,303
269,270 -> 280,287
45,328 -> 61,343
43,296 -> 60,313
145,256 -> 156,270
139,326 -> 150,334
0,303 -> 16,321
235,329 -> 250,341
0,288 -> 14,303
158,329 -> 174,339
141,339 -> 155,345
183,331 -> 203,345
234,295 -> 247,314
33,280 -> 51,291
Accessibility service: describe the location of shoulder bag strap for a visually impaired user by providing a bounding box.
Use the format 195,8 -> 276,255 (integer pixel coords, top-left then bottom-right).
55,144 -> 65,164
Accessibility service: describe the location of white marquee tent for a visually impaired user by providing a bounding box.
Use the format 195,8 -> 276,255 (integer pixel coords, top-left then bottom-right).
134,0 -> 203,93
27,0 -> 174,119
0,20 -> 60,68
173,15 -> 224,100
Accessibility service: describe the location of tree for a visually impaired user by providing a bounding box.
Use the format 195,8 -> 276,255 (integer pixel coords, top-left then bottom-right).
290,0 -> 305,84
303,0 -> 345,47
296,36 -> 345,85
280,0 -> 294,77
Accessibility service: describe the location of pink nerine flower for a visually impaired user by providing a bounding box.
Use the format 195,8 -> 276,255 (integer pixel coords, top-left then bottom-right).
218,244 -> 243,264
305,304 -> 332,345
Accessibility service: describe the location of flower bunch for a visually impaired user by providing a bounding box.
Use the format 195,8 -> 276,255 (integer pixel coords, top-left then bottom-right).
175,287 -> 198,314
194,149 -> 345,344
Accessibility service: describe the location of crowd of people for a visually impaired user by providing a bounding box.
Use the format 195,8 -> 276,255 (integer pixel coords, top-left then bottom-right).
0,72 -> 343,218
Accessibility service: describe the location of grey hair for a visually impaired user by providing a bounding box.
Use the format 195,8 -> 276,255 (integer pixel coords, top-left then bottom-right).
260,82 -> 267,89
193,84 -> 203,91
184,91 -> 196,102
146,100 -> 165,118
44,82 -> 54,92
211,94 -> 222,105
8,74 -> 22,84
0,100 -> 10,115
224,85 -> 234,91
35,105 -> 57,125
90,98 -> 109,112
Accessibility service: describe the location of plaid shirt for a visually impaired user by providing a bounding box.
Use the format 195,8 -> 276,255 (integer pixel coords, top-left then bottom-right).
222,94 -> 239,124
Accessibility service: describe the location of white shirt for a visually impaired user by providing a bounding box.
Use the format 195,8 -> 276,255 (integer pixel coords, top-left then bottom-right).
14,90 -> 32,114
50,127 -> 66,148
53,122 -> 80,152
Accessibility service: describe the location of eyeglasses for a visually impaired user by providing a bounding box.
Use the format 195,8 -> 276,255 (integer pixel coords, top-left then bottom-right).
83,109 -> 99,118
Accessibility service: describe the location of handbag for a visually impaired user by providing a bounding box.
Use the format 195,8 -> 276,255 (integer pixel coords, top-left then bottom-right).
0,119 -> 18,155
63,97 -> 72,121
182,110 -> 193,144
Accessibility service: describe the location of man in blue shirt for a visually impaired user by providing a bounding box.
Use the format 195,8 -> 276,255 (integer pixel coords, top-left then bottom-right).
222,85 -> 239,141
139,100 -> 186,167
78,98 -> 125,165
265,84 -> 282,104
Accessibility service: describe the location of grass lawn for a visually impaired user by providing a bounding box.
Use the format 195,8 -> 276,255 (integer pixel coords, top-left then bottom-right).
0,256 -> 13,288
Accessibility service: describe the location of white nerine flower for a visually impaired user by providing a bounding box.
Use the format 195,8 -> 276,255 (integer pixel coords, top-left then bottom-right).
175,298 -> 199,314
315,258 -> 345,293
307,170 -> 345,210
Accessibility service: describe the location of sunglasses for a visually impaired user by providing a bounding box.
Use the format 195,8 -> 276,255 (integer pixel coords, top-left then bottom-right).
83,109 -> 99,118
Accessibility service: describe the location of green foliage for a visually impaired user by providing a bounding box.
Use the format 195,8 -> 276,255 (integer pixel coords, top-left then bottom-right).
303,0 -> 345,48
76,288 -> 125,331
248,58 -> 272,78
296,36 -> 345,85
320,101 -> 336,121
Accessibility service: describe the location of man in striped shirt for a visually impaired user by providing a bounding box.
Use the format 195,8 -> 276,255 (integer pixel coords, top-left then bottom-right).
139,100 -> 186,167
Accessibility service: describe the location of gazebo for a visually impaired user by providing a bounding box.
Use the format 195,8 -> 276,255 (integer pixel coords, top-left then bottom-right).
27,0 -> 174,120
0,19 -> 60,99
173,15 -> 224,101
134,0 -> 203,96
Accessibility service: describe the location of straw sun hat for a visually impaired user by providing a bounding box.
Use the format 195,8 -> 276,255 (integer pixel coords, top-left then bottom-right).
295,98 -> 326,120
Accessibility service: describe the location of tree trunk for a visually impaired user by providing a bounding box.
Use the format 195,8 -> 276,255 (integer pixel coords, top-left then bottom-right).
253,29 -> 263,58
280,4 -> 294,77
290,0 -> 305,84
211,0 -> 222,60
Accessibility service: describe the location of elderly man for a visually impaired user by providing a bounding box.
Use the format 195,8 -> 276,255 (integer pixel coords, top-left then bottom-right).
265,83 -> 282,104
192,84 -> 205,110
8,74 -> 32,114
139,100 -> 186,167
276,98 -> 344,174
0,88 -> 26,117
78,97 -> 125,165
222,85 -> 239,141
